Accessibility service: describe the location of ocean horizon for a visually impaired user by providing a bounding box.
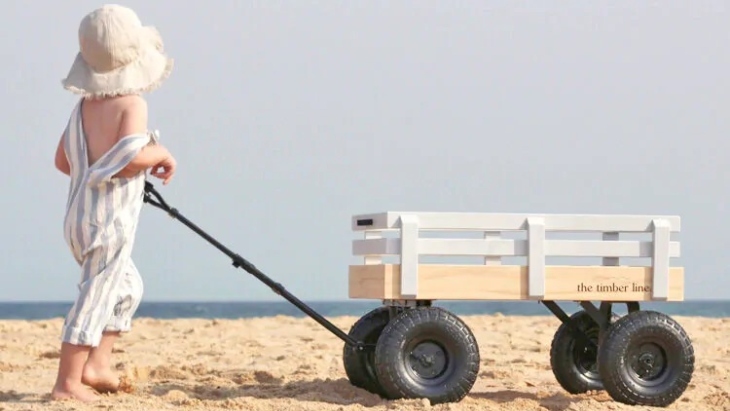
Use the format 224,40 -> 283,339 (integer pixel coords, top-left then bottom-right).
1,299 -> 728,321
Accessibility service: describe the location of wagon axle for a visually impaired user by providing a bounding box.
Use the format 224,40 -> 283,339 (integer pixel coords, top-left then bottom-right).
142,182 -> 695,409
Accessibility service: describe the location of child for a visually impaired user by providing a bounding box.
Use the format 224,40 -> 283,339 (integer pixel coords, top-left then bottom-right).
51,4 -> 176,402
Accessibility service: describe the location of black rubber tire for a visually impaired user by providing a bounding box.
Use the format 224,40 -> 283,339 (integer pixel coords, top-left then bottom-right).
342,306 -> 391,396
597,310 -> 694,407
373,306 -> 480,404
549,310 -> 604,394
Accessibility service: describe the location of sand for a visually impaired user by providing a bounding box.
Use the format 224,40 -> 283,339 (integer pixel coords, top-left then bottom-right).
0,313 -> 728,411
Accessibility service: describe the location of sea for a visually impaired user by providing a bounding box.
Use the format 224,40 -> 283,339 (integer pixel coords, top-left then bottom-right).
1,300 -> 729,321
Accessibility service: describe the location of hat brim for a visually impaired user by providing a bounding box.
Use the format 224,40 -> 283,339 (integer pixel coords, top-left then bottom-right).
62,28 -> 173,98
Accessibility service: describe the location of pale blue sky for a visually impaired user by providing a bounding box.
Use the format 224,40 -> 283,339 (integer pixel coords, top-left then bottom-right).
2,1 -> 728,302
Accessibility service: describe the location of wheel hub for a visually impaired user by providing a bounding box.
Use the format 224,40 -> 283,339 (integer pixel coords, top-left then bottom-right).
572,327 -> 600,376
408,341 -> 447,379
629,343 -> 666,381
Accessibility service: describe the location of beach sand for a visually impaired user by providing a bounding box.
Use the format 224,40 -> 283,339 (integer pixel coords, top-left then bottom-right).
0,313 -> 727,411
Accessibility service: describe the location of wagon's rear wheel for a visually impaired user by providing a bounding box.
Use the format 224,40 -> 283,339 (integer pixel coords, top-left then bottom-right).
342,306 -> 391,396
597,310 -> 695,407
549,310 -> 604,394
373,306 -> 480,405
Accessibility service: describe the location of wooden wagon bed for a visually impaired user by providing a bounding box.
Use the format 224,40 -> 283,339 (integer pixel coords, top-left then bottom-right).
348,211 -> 683,302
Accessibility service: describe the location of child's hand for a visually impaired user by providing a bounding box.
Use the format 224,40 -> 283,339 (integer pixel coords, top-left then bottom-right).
150,155 -> 177,185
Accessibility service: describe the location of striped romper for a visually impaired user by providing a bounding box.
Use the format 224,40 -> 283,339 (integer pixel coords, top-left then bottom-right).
60,99 -> 158,347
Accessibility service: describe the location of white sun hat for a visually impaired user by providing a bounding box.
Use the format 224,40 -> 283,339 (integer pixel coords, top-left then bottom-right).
61,4 -> 174,98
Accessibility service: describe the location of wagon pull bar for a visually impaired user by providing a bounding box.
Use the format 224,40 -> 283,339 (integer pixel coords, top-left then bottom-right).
142,181 -> 370,351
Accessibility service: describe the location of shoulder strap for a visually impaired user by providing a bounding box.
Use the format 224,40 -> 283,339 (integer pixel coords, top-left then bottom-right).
86,133 -> 154,186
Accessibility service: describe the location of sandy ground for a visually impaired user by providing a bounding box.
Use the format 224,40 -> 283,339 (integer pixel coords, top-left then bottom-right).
0,313 -> 727,411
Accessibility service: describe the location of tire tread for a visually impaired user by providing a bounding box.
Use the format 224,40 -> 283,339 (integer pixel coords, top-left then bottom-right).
549,310 -> 604,394
598,310 -> 694,407
373,306 -> 480,404
342,306 -> 391,396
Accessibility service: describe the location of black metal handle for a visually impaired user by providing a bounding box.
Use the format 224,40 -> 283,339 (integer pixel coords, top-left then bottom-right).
143,181 -> 172,213
139,179 -> 366,350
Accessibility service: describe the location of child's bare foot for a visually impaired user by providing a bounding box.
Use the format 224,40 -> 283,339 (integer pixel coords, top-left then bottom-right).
51,380 -> 99,402
82,364 -> 120,393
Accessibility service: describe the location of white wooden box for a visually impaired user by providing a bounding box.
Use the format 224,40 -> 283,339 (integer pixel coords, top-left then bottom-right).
348,212 -> 683,302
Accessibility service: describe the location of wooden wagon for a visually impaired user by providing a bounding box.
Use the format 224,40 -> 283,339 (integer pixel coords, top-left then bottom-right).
343,211 -> 693,407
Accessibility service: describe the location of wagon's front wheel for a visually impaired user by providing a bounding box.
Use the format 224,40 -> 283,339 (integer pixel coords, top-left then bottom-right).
343,306 -> 391,396
373,306 -> 480,405
598,310 -> 694,407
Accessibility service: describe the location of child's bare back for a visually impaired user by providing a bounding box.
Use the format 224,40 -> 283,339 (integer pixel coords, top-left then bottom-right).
55,94 -> 176,184
82,95 -> 147,166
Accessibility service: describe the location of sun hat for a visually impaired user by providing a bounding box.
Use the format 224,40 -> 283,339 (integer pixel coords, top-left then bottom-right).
61,4 -> 174,98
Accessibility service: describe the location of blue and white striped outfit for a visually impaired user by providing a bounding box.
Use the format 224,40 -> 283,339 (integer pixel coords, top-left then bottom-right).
60,99 -> 158,347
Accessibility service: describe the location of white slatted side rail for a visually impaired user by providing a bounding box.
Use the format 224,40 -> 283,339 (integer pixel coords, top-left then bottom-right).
352,238 -> 681,258
484,231 -> 501,265
527,218 -> 546,298
399,215 -> 420,298
602,232 -> 620,267
652,219 -> 671,300
352,211 -> 681,301
363,231 -> 381,265
352,212 -> 681,233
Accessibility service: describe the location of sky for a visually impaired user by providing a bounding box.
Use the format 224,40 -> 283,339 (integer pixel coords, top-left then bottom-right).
1,1 -> 728,302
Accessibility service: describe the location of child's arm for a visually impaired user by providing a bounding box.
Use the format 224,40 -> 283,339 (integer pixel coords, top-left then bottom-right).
54,133 -> 70,176
113,96 -> 175,177
122,143 -> 173,173
85,95 -> 177,186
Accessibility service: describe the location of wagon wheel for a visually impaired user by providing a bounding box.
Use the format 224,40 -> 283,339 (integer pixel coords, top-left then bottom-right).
373,306 -> 480,405
549,310 -> 604,394
597,310 -> 695,407
342,306 -> 391,396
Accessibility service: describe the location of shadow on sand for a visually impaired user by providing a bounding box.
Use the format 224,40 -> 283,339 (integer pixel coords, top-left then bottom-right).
1,382 -> 593,410
0,390 -> 51,404
472,389 -> 601,411
149,377 -> 593,410
148,377 -> 388,407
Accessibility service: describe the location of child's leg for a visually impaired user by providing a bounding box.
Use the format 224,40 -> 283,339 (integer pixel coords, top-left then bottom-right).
83,263 -> 143,393
52,256 -> 127,401
82,331 -> 121,393
51,343 -> 99,402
